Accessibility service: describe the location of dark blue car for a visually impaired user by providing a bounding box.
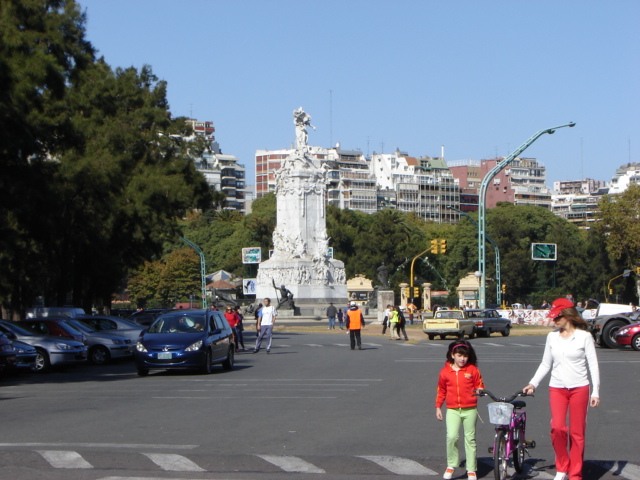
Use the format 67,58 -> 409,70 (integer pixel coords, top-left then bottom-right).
134,309 -> 234,376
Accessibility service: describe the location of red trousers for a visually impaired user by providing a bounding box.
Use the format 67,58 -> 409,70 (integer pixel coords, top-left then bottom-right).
548,385 -> 590,480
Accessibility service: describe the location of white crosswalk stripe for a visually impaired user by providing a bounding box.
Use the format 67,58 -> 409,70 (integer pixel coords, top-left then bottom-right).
142,453 -> 205,472
38,450 -> 93,469
359,455 -> 438,475
256,454 -> 325,473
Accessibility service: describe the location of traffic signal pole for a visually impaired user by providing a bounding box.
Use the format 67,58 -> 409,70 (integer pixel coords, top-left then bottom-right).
477,123 -> 575,308
410,248 -> 430,303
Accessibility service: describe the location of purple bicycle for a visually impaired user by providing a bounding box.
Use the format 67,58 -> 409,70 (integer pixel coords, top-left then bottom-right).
476,390 -> 536,480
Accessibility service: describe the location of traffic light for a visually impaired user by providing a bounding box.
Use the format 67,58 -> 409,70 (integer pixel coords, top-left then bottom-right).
430,239 -> 438,254
402,287 -> 410,297
439,239 -> 447,254
636,266 -> 640,275
413,287 -> 420,297
501,284 -> 506,294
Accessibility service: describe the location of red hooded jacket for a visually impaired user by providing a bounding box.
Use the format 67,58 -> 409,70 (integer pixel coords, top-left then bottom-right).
435,362 -> 485,409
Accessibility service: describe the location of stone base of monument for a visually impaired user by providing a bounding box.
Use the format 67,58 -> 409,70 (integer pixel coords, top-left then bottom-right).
376,290 -> 395,323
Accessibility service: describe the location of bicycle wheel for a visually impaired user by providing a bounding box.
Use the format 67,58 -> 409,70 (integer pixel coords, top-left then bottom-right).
493,430 -> 508,480
512,424 -> 525,473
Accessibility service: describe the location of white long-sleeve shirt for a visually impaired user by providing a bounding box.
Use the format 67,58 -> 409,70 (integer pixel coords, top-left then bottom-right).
529,329 -> 600,398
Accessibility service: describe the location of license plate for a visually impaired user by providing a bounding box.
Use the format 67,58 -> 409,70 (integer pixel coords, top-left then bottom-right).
157,352 -> 172,359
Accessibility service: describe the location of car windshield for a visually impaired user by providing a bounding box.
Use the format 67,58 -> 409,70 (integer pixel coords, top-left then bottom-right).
148,314 -> 206,334
0,322 -> 34,336
65,319 -> 95,334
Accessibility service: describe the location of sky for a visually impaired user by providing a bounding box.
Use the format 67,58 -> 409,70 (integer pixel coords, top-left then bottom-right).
77,0 -> 639,187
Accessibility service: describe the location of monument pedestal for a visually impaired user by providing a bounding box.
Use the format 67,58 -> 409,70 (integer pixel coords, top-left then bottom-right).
376,290 -> 394,323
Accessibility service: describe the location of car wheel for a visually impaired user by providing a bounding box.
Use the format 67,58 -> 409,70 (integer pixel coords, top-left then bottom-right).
427,334 -> 434,340
90,345 -> 110,365
631,333 -> 640,351
137,368 -> 149,376
31,349 -> 50,373
222,346 -> 234,371
501,327 -> 511,337
469,329 -> 476,339
440,335 -> 447,340
201,349 -> 212,374
602,320 -> 626,348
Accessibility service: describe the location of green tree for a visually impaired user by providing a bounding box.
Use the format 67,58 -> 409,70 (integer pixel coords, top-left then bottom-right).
599,184 -> 640,266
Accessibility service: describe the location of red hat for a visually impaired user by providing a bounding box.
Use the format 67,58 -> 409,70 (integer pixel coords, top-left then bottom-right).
547,298 -> 575,318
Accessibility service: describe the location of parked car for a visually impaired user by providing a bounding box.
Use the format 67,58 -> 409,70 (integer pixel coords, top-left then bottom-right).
422,309 -> 475,340
64,319 -> 133,364
135,309 -> 234,376
0,332 -> 17,373
18,318 -> 87,344
586,304 -> 640,348
10,339 -> 37,372
615,322 -> 640,351
0,320 -> 87,372
466,309 -> 512,337
25,306 -> 86,319
129,309 -> 168,327
75,315 -> 144,343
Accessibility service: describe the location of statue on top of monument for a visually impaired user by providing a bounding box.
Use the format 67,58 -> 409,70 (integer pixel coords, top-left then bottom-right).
293,107 -> 315,151
377,262 -> 390,289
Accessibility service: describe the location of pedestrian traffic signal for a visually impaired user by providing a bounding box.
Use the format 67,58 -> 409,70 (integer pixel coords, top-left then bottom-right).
439,239 -> 447,254
430,239 -> 438,254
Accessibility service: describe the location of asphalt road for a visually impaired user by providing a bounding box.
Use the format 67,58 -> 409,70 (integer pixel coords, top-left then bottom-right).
1,326 -> 639,480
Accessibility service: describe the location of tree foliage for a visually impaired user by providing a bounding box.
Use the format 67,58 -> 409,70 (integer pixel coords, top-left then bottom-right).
0,0 -> 211,317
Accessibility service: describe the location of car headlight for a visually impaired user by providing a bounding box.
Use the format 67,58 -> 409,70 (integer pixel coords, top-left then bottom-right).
53,343 -> 74,350
185,340 -> 203,352
136,342 -> 147,352
15,346 -> 34,353
1,344 -> 14,352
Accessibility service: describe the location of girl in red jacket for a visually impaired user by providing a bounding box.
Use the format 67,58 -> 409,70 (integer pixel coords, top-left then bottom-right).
435,341 -> 485,480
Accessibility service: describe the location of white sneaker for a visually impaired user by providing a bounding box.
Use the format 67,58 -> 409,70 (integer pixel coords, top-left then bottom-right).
443,467 -> 455,480
467,472 -> 477,480
554,473 -> 567,480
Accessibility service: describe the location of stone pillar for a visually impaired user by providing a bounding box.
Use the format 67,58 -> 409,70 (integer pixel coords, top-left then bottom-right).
422,282 -> 432,311
399,283 -> 409,308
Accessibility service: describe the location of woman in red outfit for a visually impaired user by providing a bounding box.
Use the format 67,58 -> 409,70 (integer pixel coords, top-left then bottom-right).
224,306 -> 241,352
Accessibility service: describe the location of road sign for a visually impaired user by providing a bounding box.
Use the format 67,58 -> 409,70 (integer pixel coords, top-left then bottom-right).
531,243 -> 557,261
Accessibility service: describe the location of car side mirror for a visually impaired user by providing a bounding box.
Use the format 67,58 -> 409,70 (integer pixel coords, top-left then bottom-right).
210,328 -> 221,335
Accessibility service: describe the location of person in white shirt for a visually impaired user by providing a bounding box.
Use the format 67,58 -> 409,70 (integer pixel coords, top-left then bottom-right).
523,298 -> 600,480
253,298 -> 277,354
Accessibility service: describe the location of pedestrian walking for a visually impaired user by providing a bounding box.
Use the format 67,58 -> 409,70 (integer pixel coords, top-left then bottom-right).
224,306 -> 241,352
388,305 -> 399,339
253,298 -> 277,353
381,304 -> 392,335
345,301 -> 365,350
337,308 -> 344,330
326,302 -> 338,330
436,340 -> 485,480
234,306 -> 246,351
523,298 -> 600,480
396,306 -> 409,340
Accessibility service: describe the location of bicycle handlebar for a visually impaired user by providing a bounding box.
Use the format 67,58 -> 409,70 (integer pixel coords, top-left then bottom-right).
474,389 -> 532,403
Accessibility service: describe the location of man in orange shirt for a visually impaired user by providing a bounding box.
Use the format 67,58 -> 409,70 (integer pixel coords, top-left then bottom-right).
345,301 -> 366,350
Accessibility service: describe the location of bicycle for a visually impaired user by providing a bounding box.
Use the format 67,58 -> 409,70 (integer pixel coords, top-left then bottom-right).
476,390 -> 536,480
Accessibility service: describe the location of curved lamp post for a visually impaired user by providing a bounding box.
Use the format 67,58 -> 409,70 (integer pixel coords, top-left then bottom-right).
478,123 -> 575,308
180,237 -> 207,308
448,206 -> 501,306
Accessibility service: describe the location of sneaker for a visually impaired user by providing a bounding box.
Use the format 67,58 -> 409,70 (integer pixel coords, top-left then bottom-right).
553,473 -> 567,480
266,349 -> 270,354
252,349 -> 258,354
467,472 -> 477,480
443,467 -> 455,480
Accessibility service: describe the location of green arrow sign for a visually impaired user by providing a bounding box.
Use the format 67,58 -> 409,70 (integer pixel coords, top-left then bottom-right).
531,243 -> 557,261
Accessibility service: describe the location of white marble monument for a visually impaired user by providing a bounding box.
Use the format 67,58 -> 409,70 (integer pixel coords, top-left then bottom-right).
255,108 -> 347,307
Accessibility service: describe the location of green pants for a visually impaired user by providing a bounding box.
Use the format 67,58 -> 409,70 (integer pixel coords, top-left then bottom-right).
445,407 -> 478,472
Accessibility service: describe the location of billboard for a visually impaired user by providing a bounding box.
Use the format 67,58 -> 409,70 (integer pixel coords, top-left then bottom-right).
242,247 -> 261,264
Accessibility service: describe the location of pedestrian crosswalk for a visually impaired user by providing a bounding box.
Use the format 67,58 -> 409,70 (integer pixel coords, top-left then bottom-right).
18,450 -> 638,479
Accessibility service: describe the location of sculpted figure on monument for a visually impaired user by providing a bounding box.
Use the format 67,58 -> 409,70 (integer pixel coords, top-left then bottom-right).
377,262 -> 390,289
293,106 -> 315,151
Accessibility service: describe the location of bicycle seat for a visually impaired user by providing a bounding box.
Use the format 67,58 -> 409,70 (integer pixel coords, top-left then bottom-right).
511,400 -> 526,409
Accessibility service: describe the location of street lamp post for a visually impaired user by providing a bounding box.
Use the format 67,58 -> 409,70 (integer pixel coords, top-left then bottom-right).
448,206 -> 501,306
477,123 -> 575,308
180,237 -> 208,309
